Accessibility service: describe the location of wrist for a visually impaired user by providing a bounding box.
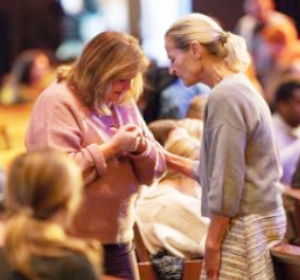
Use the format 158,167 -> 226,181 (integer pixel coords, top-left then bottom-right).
106,139 -> 119,157
205,242 -> 221,253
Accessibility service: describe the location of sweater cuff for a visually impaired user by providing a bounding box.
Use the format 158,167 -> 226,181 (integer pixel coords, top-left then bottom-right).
193,160 -> 200,182
129,141 -> 151,160
86,143 -> 107,176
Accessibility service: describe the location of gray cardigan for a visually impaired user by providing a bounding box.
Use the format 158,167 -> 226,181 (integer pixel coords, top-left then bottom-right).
199,73 -> 283,218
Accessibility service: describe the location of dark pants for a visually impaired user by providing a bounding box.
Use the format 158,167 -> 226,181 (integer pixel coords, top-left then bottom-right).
103,243 -> 140,280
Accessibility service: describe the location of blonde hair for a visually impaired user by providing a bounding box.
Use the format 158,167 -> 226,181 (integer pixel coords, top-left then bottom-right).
177,118 -> 204,140
148,119 -> 179,146
4,149 -> 101,279
57,31 -> 149,108
166,13 -> 251,73
164,134 -> 200,180
186,95 -> 208,120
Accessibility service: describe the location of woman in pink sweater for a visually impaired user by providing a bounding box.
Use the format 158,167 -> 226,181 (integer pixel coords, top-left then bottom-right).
25,31 -> 166,280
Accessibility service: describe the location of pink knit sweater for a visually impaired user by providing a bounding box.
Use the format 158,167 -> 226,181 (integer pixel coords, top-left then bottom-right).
26,81 -> 166,244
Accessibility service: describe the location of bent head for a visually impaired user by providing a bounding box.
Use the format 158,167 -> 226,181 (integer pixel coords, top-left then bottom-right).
59,31 -> 149,107
165,13 -> 251,87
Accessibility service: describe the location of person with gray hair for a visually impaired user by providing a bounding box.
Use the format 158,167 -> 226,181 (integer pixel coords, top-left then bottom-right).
164,13 -> 286,280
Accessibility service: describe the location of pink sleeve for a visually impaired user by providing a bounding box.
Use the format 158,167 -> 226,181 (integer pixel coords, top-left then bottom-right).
126,101 -> 167,185
26,94 -> 107,185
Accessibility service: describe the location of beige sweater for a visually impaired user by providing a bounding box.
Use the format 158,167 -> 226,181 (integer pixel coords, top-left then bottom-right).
26,81 -> 166,244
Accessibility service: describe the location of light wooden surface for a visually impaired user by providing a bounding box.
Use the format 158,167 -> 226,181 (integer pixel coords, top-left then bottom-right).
0,103 -> 33,168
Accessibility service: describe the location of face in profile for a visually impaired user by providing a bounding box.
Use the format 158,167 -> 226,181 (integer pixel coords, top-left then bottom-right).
165,36 -> 202,87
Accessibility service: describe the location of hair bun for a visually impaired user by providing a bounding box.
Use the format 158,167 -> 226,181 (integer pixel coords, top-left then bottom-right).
219,32 -> 230,44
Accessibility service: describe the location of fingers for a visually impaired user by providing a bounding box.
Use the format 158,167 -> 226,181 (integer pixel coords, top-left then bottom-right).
113,124 -> 146,153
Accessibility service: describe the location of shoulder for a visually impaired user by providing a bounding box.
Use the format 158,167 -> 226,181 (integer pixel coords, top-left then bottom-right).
32,81 -> 85,116
209,73 -> 254,107
35,81 -> 78,107
206,73 -> 264,129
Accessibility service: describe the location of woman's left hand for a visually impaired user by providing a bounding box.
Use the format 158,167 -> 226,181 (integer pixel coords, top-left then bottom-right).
204,247 -> 221,280
204,213 -> 230,280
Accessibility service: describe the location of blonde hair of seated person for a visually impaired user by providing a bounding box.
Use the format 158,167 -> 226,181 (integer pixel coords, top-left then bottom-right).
186,95 -> 208,120
163,133 -> 201,199
4,149 -> 102,279
177,118 -> 204,141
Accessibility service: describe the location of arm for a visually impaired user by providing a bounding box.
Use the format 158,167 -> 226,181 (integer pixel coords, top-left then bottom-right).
204,213 -> 230,280
123,101 -> 167,185
164,150 -> 199,180
26,94 -> 145,185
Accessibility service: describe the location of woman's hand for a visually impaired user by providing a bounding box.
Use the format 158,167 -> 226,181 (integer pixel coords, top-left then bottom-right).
110,123 -> 145,154
204,247 -> 221,280
164,149 -> 198,180
204,214 -> 230,280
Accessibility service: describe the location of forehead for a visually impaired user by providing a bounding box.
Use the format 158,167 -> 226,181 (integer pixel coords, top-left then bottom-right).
165,36 -> 177,52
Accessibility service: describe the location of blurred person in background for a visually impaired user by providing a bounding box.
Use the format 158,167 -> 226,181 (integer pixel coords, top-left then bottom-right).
272,77 -> 300,185
158,77 -> 210,120
235,0 -> 298,99
0,49 -> 56,105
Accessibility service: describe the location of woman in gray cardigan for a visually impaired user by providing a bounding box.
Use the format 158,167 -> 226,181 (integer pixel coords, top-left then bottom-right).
164,13 -> 286,280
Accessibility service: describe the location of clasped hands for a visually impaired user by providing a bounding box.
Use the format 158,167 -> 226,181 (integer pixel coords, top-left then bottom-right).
110,123 -> 147,156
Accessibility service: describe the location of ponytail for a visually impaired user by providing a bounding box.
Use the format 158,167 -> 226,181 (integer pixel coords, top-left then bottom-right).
5,210 -> 35,279
224,33 -> 251,73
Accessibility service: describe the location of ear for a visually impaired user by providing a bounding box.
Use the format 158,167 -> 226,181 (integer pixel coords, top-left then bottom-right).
190,41 -> 202,60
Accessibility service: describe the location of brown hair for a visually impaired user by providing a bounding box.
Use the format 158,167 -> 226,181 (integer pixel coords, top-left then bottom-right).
57,31 -> 149,108
4,149 -> 101,279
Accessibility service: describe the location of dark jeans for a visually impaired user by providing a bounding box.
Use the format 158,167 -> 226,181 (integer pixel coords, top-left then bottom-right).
103,242 -> 139,280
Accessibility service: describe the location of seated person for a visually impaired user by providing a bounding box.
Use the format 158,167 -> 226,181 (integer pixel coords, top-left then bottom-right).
176,118 -> 203,141
135,131 -> 209,259
1,149 -> 102,280
272,77 -> 300,184
158,77 -> 210,120
148,118 -> 204,147
0,49 -> 56,105
186,94 -> 208,121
